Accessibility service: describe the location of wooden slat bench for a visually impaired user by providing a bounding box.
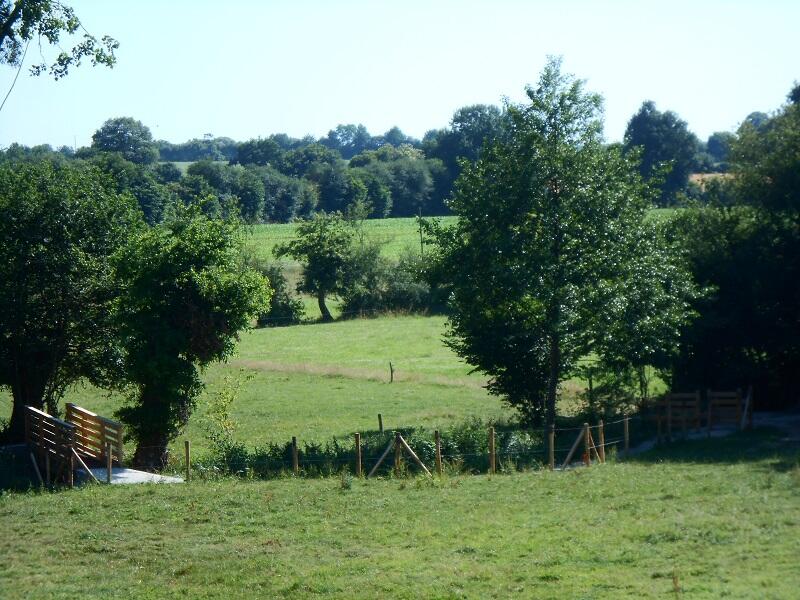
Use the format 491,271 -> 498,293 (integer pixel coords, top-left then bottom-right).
644,391 -> 702,441
707,389 -> 745,434
65,403 -> 124,466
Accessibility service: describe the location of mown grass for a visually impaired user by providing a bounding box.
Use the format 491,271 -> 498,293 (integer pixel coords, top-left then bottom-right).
1,429 -> 798,599
0,316 -> 509,455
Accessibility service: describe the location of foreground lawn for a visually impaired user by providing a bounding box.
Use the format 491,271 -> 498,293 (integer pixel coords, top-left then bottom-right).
1,430 -> 798,599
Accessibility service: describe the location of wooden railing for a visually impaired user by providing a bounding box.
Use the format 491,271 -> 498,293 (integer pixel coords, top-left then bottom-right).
65,403 -> 124,465
24,406 -> 77,484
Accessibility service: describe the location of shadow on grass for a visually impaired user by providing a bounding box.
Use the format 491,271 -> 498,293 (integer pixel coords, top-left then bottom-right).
628,427 -> 800,471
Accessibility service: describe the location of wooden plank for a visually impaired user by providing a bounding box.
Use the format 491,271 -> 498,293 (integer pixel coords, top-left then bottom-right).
434,430 -> 442,475
354,433 -> 362,477
548,424 -> 555,471
367,438 -> 396,478
398,435 -> 431,476
488,426 -> 496,474
72,448 -> 99,484
561,426 -> 585,470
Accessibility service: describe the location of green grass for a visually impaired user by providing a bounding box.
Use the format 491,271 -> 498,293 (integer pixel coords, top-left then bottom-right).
0,316 -> 508,454
2,429 -> 798,599
246,216 -> 456,263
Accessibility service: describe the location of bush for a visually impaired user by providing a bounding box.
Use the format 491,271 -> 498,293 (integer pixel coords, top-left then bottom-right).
340,245 -> 442,316
250,260 -> 305,327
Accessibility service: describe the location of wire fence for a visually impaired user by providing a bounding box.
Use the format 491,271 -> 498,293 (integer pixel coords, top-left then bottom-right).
2,414 -> 657,490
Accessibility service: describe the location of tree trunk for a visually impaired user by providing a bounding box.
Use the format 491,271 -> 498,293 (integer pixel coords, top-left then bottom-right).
317,290 -> 333,322
545,333 -> 560,426
132,432 -> 170,470
3,365 -> 49,444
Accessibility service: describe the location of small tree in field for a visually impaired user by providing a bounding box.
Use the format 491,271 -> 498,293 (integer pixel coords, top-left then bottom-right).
274,212 -> 354,322
114,204 -> 270,467
429,58 -> 696,424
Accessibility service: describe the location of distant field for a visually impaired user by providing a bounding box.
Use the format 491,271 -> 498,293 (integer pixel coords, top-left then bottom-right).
0,316 -> 509,455
246,216 -> 457,263
2,429 -> 798,599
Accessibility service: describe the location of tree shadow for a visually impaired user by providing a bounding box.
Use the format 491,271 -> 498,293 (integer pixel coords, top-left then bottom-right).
627,427 -> 800,471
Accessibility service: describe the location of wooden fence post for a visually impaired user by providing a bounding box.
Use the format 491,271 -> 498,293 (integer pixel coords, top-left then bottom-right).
583,423 -> 591,466
45,453 -> 51,486
666,400 -> 673,442
354,433 -> 362,477
184,440 -> 191,482
598,420 -> 605,463
657,415 -> 663,444
378,413 -> 383,434
548,424 -> 555,471
394,432 -> 402,476
291,436 -> 299,475
624,417 -> 630,458
434,430 -> 442,475
489,426 -> 496,474
707,388 -> 713,438
106,442 -> 112,484
68,452 -> 74,489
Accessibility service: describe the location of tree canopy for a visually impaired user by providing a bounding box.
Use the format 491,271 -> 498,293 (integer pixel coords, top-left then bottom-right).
0,160 -> 141,442
429,58 -> 696,423
0,0 -> 117,79
114,204 -> 270,466
623,101 -> 699,205
91,117 -> 160,165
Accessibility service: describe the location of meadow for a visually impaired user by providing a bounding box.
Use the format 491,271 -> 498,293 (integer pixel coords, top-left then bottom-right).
1,429 -> 798,599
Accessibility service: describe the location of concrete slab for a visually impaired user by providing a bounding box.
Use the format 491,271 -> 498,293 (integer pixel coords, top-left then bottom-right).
82,467 -> 183,485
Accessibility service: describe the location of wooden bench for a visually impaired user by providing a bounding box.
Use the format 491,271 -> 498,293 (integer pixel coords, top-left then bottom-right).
24,406 -> 77,486
707,389 -> 747,433
648,391 -> 702,441
65,403 -> 124,466
24,404 -> 125,487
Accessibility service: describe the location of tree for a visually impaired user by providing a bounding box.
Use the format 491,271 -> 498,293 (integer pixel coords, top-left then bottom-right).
0,0 -> 117,79
669,88 -> 800,408
92,117 -> 160,165
623,101 -> 700,205
232,137 -> 283,166
0,160 -> 141,442
706,131 -> 735,169
428,59 -> 696,424
114,204 -> 270,466
274,212 -> 354,322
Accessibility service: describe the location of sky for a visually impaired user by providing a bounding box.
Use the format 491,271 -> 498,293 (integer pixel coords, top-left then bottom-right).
1,0 -> 798,150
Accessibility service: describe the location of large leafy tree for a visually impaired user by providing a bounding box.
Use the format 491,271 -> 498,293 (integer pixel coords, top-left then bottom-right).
671,87 -> 800,408
114,204 -> 270,466
0,161 -> 141,442
91,117 -> 160,165
0,1 -> 117,79
275,212 -> 354,322
429,59 -> 696,424
623,101 -> 699,205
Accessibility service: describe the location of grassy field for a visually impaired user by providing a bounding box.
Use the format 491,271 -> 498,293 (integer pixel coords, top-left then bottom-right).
246,216 -> 457,264
0,316 -> 510,455
1,429 -> 798,599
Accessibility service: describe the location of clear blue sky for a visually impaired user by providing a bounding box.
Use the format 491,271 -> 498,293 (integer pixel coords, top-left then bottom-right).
1,0 -> 798,149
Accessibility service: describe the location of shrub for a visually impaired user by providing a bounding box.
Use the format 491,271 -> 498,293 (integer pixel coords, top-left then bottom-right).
251,260 -> 305,327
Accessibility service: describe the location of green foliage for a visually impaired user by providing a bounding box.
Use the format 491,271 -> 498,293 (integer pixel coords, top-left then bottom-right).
113,204 -> 271,465
91,117 -> 160,165
251,260 -> 305,327
623,100 -> 700,205
0,160 -> 141,441
0,0 -> 118,78
274,212 -> 354,321
670,98 -> 800,408
430,58 -> 697,424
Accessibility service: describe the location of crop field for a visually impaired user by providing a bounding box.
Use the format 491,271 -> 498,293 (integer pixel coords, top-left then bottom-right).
1,429 -> 798,599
